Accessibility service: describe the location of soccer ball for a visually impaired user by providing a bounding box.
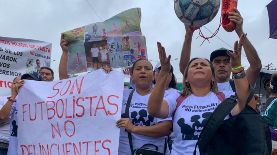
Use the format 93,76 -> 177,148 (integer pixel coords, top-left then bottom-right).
174,0 -> 220,27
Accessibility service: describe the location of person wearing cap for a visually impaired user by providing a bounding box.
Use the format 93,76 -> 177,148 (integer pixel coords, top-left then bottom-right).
0,77 -> 22,155
4,72 -> 41,155
148,39 -> 253,154
179,8 -> 261,92
2,71 -> 52,155
3,74 -> 41,155
21,72 -> 41,81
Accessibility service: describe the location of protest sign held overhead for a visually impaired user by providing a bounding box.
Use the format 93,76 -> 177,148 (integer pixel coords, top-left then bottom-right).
17,69 -> 124,155
63,8 -> 147,75
0,37 -> 52,96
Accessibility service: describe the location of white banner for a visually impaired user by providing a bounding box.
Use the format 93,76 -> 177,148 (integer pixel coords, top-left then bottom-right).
17,69 -> 124,155
0,36 -> 52,96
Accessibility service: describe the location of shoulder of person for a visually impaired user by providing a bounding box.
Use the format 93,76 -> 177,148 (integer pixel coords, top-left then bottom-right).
271,98 -> 277,107
221,91 -> 235,98
0,96 -> 8,106
123,88 -> 133,97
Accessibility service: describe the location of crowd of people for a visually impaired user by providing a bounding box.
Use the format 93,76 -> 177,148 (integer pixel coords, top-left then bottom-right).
0,8 -> 276,155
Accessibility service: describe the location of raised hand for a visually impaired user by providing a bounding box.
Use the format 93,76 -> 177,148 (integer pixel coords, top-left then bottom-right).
185,25 -> 199,36
60,34 -> 69,53
11,78 -> 24,97
228,8 -> 244,34
157,42 -> 171,73
123,67 -> 130,75
228,34 -> 246,67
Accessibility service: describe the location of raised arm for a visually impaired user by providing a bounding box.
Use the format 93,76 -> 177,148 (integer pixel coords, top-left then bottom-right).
148,42 -> 172,118
229,34 -> 254,115
59,34 -> 69,80
0,78 -> 23,121
229,9 -> 262,85
179,26 -> 198,74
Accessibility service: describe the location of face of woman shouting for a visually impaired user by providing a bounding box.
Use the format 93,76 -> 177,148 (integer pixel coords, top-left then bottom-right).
130,59 -> 154,90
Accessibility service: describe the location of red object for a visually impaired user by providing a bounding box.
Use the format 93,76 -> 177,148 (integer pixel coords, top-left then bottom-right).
221,0 -> 237,32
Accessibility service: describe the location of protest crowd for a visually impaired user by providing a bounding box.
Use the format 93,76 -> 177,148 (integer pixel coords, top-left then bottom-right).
1,4 -> 277,155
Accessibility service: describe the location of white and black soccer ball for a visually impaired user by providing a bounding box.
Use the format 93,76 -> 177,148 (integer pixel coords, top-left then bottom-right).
174,0 -> 220,27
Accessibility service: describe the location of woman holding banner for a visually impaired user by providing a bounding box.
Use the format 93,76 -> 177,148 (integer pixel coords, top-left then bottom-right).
60,36 -> 172,154
116,59 -> 172,155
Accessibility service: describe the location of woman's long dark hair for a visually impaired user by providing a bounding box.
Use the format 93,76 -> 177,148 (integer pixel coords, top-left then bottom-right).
130,59 -> 153,75
168,72 -> 177,89
153,66 -> 177,89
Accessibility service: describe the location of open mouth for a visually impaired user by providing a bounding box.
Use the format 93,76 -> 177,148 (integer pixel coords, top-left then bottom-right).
139,75 -> 147,79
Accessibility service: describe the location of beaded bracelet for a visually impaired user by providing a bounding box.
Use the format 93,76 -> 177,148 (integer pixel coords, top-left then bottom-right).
232,65 -> 243,71
232,67 -> 244,74
232,70 -> 246,79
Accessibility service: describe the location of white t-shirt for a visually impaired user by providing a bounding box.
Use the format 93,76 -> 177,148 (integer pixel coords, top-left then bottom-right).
217,81 -> 233,92
0,96 -> 10,144
164,88 -> 180,99
7,97 -> 18,155
100,49 -> 108,61
165,91 -> 234,155
118,89 -> 171,155
91,47 -> 99,57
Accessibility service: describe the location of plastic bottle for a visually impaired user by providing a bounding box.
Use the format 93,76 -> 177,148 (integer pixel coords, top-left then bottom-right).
221,0 -> 238,32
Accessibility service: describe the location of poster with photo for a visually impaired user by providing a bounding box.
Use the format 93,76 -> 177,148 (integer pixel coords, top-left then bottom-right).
63,8 -> 147,75
0,37 -> 51,96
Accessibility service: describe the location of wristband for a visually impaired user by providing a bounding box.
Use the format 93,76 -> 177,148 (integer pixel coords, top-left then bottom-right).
232,70 -> 246,79
232,67 -> 244,74
232,65 -> 243,70
7,97 -> 16,102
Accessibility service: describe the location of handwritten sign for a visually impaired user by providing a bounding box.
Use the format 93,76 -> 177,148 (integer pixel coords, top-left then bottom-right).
17,69 -> 124,155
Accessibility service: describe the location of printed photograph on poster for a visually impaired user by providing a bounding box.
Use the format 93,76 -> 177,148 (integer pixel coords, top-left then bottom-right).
63,8 -> 147,75
25,57 -> 50,74
107,36 -> 146,68
67,41 -> 87,74
83,35 -> 146,70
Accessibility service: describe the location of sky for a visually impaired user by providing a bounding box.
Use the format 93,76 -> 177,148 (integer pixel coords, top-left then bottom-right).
0,0 -> 276,82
